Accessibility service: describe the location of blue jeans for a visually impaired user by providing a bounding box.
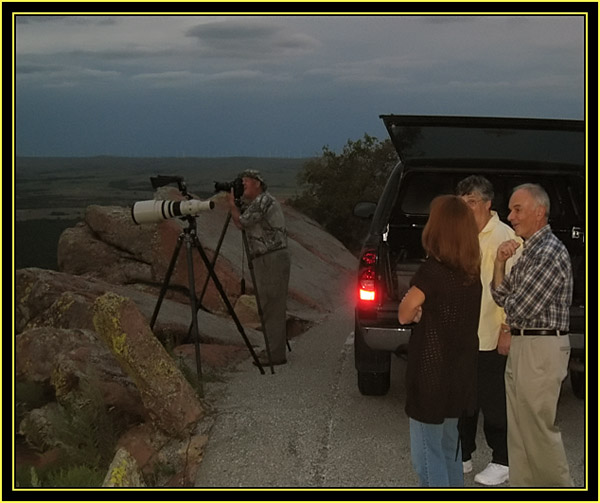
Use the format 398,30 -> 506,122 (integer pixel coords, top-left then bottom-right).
409,418 -> 463,487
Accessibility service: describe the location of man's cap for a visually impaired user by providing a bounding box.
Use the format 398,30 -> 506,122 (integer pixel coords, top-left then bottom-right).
239,169 -> 266,187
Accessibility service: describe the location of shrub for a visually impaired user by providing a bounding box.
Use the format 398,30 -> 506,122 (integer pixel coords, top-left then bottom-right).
289,134 -> 397,253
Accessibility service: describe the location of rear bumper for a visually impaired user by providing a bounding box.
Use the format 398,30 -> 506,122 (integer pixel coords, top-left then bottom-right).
357,323 -> 584,357
361,325 -> 412,351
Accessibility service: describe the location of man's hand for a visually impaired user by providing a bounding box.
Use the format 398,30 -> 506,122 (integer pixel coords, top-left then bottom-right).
497,324 -> 511,355
226,188 -> 236,208
227,188 -> 243,229
496,239 -> 521,264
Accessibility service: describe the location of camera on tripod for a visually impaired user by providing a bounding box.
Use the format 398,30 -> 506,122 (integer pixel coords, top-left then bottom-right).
131,175 -> 215,225
130,174 -> 267,380
214,177 -> 244,200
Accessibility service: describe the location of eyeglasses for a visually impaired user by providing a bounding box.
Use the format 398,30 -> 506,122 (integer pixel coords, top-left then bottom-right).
463,197 -> 484,207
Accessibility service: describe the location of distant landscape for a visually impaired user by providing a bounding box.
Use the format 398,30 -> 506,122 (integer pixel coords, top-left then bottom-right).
14,156 -> 312,270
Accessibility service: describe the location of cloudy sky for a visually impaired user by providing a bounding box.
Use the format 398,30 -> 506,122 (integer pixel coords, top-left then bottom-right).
15,13 -> 586,157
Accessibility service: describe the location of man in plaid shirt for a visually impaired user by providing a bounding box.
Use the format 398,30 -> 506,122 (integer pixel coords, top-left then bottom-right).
491,183 -> 573,487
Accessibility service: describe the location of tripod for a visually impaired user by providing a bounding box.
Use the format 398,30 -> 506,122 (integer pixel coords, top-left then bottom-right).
195,210 -> 291,374
149,215 -> 266,396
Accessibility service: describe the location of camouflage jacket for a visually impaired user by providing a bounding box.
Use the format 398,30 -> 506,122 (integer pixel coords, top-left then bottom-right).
239,191 -> 288,258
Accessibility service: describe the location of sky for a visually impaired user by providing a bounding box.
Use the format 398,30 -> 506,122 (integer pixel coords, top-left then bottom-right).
14,13 -> 587,158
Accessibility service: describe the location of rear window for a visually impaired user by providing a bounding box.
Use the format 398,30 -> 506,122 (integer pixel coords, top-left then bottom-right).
392,170 -> 584,226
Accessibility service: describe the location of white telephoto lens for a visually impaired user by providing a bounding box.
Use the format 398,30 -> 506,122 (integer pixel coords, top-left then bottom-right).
131,200 -> 170,224
179,199 -> 215,216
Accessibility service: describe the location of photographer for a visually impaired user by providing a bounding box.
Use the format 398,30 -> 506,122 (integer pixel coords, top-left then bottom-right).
227,170 -> 290,366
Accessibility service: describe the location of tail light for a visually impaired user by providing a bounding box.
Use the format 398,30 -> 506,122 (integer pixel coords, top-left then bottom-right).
358,250 -> 378,304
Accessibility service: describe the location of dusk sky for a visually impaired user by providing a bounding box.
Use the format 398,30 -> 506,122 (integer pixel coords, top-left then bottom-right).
15,13 -> 586,158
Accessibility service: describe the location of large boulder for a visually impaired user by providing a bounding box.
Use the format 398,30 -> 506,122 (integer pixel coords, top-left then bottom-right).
57,192 -> 357,323
15,327 -> 146,421
14,268 -> 252,475
92,292 -> 204,437
15,267 -> 264,348
57,221 -> 153,285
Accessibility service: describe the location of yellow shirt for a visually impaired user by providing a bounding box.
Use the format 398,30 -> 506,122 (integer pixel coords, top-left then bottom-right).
478,212 -> 522,350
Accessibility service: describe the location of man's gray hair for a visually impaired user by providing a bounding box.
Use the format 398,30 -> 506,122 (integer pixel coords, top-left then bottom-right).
456,175 -> 494,201
513,183 -> 551,216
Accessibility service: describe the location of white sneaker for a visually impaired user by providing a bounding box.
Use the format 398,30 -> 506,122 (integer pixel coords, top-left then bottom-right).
474,462 -> 509,485
463,459 -> 473,474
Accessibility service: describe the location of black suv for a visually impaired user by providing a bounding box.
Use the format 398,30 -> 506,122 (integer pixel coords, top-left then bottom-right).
354,115 -> 586,398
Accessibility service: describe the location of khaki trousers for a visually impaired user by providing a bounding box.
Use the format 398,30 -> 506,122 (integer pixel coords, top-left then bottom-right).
505,334 -> 573,487
253,249 -> 291,361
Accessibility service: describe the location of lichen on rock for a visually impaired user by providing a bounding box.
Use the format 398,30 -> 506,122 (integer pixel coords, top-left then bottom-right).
92,292 -> 204,436
102,447 -> 146,487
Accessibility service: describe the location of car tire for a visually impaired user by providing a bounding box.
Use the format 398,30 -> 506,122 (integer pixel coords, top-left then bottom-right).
358,371 -> 391,396
570,369 -> 585,399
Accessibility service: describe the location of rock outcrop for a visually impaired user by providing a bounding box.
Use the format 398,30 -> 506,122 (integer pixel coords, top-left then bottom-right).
15,327 -> 146,423
92,292 -> 204,436
57,192 -> 357,322
15,194 -> 358,486
16,267 -> 264,348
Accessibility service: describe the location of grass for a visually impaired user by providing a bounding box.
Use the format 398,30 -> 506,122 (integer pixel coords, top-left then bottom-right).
15,377 -> 129,487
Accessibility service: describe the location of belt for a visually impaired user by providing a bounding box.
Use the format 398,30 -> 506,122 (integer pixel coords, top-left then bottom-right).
510,328 -> 568,336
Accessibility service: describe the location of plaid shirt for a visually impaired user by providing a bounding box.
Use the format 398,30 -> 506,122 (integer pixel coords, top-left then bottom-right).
491,225 -> 572,331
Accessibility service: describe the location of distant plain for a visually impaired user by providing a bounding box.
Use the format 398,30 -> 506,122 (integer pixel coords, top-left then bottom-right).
14,156 -> 310,269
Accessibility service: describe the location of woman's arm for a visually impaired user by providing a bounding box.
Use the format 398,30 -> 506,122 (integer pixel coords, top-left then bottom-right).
398,286 -> 425,325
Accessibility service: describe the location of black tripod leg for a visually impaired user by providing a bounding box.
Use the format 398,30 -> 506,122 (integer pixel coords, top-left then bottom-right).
241,232 -> 275,374
150,234 -> 184,329
186,211 -> 231,341
191,235 -> 266,375
188,212 -> 231,337
197,212 -> 232,306
184,237 -> 204,395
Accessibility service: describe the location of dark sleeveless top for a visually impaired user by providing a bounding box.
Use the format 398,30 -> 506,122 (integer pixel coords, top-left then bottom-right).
405,257 -> 482,424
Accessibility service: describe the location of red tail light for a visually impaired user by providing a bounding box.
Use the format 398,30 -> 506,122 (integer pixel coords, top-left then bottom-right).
359,268 -> 376,301
361,251 -> 377,266
358,250 -> 377,303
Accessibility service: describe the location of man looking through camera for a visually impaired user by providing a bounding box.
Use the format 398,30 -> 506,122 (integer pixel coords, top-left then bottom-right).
227,170 -> 290,366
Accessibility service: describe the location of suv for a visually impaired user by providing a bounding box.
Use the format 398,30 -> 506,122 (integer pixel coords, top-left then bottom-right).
354,115 -> 586,398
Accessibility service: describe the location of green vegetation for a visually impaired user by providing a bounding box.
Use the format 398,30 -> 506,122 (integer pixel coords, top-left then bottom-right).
15,377 -> 127,487
289,134 -> 398,253
16,464 -> 106,488
15,464 -> 106,488
46,378 -> 122,468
